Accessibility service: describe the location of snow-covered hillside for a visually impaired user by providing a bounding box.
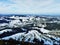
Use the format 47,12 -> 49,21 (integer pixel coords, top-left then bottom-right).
2,30 -> 60,45
0,15 -> 60,45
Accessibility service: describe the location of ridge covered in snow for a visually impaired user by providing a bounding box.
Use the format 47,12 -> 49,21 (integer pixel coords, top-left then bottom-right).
1,30 -> 60,45
0,29 -> 12,34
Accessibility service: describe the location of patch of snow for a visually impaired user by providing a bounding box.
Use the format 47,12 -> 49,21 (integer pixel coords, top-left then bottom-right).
0,29 -> 12,34
9,20 -> 22,28
0,23 -> 8,27
40,28 -> 50,33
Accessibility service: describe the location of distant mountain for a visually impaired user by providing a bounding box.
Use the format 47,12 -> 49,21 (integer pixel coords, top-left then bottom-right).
0,15 -> 60,45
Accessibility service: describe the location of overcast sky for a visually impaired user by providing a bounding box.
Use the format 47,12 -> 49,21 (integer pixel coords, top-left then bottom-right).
0,0 -> 60,14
